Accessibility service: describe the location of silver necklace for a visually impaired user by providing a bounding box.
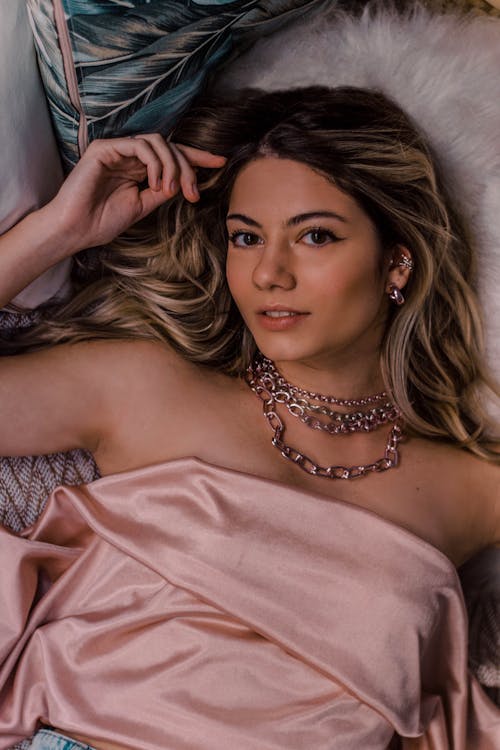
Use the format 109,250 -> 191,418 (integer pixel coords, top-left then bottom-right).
258,355 -> 388,406
252,355 -> 400,434
245,354 -> 403,480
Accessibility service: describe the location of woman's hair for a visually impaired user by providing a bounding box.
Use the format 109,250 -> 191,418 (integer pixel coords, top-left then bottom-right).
5,85 -> 499,459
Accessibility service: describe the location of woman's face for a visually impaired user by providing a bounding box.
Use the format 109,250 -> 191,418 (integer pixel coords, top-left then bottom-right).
225,157 -> 393,370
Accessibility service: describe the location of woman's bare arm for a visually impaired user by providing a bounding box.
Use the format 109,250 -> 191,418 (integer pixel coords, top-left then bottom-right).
0,338 -> 176,458
0,206 -> 73,309
0,134 -> 226,308
0,340 -> 126,457
0,133 -> 226,458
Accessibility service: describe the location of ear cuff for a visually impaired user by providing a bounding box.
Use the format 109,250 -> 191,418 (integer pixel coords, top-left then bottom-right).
397,256 -> 414,271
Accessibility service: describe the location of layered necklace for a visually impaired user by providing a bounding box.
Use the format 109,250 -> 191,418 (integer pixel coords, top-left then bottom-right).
244,353 -> 403,480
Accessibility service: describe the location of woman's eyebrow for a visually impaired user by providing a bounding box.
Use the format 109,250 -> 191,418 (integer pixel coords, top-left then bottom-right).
226,211 -> 348,227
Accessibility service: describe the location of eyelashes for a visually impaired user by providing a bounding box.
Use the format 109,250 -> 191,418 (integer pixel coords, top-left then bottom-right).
228,231 -> 260,247
302,228 -> 343,246
227,227 -> 343,248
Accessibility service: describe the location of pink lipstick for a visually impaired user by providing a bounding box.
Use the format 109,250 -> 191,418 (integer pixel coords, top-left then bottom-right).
257,306 -> 309,331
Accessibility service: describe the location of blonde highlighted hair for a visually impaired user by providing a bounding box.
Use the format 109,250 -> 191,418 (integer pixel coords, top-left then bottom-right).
6,86 -> 499,459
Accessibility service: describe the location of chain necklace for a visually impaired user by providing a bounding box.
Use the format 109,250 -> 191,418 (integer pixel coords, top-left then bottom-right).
251,355 -> 400,435
258,355 -> 388,406
245,354 -> 403,480
293,400 -> 399,434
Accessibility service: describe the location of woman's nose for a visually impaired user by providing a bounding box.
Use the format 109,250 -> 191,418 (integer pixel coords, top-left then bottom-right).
252,241 -> 296,291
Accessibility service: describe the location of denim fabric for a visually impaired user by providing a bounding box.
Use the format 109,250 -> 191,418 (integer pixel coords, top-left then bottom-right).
31,729 -> 96,750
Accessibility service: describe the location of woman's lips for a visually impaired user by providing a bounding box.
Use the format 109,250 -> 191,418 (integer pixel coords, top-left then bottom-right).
256,311 -> 310,331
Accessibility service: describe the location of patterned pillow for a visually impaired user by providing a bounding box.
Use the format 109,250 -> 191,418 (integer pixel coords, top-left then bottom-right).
26,0 -> 329,171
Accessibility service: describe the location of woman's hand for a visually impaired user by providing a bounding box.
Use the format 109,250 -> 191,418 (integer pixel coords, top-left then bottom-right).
48,133 -> 227,253
0,133 -> 226,308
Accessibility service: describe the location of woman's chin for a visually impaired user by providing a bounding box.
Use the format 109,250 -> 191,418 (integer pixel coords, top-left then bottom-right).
250,338 -> 320,365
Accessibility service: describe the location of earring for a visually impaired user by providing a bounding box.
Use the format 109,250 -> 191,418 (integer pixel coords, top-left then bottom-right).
397,256 -> 414,271
388,283 -> 405,306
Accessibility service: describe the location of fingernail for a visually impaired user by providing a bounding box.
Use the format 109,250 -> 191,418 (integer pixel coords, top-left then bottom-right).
169,179 -> 177,193
191,183 -> 199,199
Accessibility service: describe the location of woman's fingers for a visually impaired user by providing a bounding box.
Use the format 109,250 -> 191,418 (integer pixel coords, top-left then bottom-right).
129,136 -> 194,200
170,143 -> 228,202
119,135 -> 227,200
137,183 -> 175,219
174,142 -> 227,168
127,133 -> 180,195
91,136 -> 165,191
168,143 -> 200,202
86,134 -> 227,202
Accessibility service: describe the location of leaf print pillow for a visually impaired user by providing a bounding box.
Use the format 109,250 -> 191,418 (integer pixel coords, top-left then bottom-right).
26,0 -> 329,172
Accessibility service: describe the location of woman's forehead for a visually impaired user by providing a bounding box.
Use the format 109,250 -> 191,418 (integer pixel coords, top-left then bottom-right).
228,157 -> 361,221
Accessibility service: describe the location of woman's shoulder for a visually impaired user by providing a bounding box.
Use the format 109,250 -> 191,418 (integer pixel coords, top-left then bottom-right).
408,433 -> 499,484
0,336 -> 202,463
427,437 -> 499,555
81,336 -> 227,474
74,335 -> 220,416
398,436 -> 498,563
71,336 -> 204,387
71,335 -> 185,363
474,441 -> 500,552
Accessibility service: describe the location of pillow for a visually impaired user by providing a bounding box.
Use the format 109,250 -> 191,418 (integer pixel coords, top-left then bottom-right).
27,0 -> 330,171
0,0 -> 72,309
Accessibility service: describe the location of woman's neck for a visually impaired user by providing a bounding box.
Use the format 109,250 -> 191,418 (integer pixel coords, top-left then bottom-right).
271,354 -> 386,402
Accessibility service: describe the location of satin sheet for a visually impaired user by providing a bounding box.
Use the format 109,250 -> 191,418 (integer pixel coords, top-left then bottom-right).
0,456 -> 498,750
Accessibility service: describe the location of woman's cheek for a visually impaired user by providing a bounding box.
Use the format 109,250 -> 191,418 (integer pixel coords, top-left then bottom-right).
225,264 -> 248,314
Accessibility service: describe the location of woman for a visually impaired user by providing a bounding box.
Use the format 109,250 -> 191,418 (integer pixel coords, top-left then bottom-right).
0,86 -> 499,749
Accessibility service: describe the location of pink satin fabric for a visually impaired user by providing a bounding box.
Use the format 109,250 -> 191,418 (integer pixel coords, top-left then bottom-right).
0,456 -> 498,749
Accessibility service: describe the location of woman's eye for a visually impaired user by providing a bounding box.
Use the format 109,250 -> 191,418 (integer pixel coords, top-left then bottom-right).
228,231 -> 260,247
227,228 -> 341,248
302,228 -> 340,246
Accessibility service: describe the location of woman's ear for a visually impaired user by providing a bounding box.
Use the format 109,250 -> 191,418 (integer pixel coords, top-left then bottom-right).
385,245 -> 413,294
